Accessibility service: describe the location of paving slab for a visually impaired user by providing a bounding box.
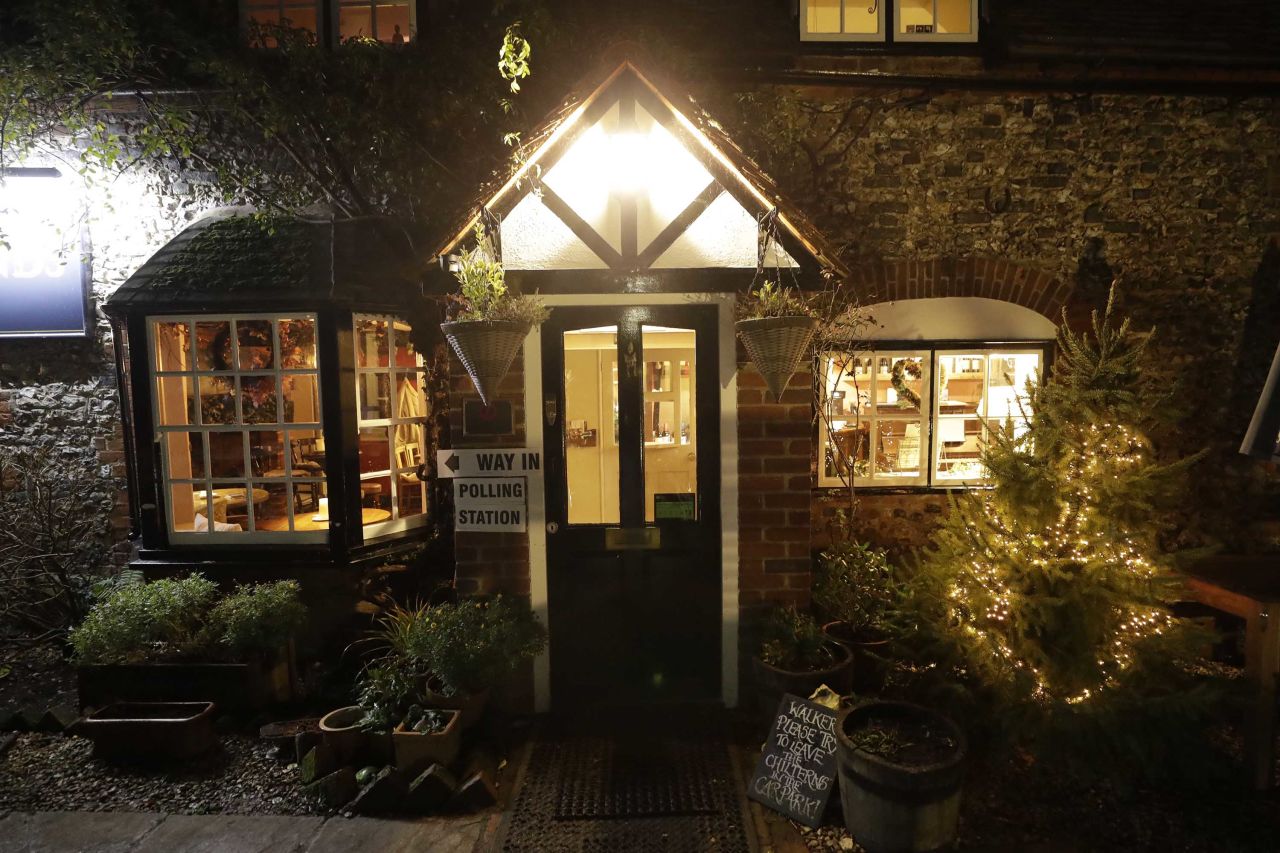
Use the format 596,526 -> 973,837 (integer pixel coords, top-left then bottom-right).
307,815 -> 486,853
0,811 -> 163,853
131,814 -> 323,853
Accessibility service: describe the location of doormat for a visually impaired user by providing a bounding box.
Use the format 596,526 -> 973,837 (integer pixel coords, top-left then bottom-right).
498,710 -> 753,853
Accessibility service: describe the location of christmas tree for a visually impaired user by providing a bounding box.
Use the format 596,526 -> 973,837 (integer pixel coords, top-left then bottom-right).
915,288 -> 1206,714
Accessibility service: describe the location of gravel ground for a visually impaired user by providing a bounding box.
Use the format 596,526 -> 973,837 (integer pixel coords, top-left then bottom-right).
0,641 -> 75,711
0,732 -> 326,816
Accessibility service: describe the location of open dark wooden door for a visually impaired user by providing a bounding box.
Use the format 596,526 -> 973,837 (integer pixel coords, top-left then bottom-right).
543,305 -> 721,707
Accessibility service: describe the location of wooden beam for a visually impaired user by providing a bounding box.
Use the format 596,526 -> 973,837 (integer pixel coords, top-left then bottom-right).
635,181 -> 723,269
538,185 -> 627,270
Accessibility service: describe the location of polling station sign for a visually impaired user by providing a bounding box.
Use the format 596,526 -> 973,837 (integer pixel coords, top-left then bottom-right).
437,449 -> 541,478
453,476 -> 527,533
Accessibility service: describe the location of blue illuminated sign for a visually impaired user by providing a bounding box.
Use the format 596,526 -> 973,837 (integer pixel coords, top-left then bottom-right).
0,168 -> 90,339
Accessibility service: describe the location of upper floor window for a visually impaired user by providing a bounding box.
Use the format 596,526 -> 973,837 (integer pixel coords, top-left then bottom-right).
819,345 -> 1044,488
338,0 -> 414,44
241,1 -> 415,47
243,0 -> 322,45
802,0 -> 979,44
151,314 -> 327,540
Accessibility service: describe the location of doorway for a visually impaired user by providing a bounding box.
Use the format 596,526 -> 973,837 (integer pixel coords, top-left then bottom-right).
542,305 -> 721,707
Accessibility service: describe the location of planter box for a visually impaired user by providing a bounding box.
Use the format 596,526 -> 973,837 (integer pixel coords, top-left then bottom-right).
77,649 -> 295,712
392,710 -> 461,777
76,701 -> 216,762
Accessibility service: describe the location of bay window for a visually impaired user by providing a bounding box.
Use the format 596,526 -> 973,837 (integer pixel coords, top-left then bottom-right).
820,346 -> 1044,488
151,314 -> 327,540
801,0 -> 979,43
354,314 -> 429,536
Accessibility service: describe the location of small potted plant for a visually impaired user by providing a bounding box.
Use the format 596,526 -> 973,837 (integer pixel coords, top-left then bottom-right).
441,224 -> 548,404
752,606 -> 853,725
736,279 -> 820,402
813,524 -> 900,693
392,704 -> 460,778
835,700 -> 967,853
71,575 -> 306,710
407,595 -> 547,729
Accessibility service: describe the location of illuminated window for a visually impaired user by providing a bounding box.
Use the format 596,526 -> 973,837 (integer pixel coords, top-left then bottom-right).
338,0 -> 414,43
150,314 -> 327,539
242,1 -> 322,45
801,0 -> 978,43
819,346 -> 1044,488
354,315 -> 429,535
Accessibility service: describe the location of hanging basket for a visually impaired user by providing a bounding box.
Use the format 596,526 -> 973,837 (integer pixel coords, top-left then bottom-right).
441,319 -> 532,405
736,316 -> 818,402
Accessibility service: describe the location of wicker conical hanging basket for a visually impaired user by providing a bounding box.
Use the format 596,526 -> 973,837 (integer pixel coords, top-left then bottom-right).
736,316 -> 819,402
441,320 -> 532,405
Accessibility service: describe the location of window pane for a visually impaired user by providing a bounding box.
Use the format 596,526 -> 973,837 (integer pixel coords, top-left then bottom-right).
378,2 -> 411,43
202,485 -> 258,532
209,432 -> 247,478
165,432 -> 204,480
237,319 -> 274,370
937,353 -> 985,415
936,0 -> 972,34
844,0 -> 879,33
199,376 -> 237,424
899,0 -> 935,33
565,325 -> 619,525
196,321 -> 232,370
394,421 -> 425,472
339,4 -> 373,41
155,375 -> 195,426
392,321 -> 418,368
877,420 -> 923,478
643,325 -> 696,523
875,355 -> 924,415
397,477 -> 425,519
289,431 -> 326,475
279,317 -> 316,368
935,416 -> 983,480
361,474 -> 392,523
807,0 -> 841,33
249,430 -> 288,477
357,372 -> 391,421
282,374 -> 320,423
356,316 -> 389,367
170,483 -> 198,532
828,419 -> 871,480
987,353 -> 1040,422
241,376 -> 278,424
253,482 -> 294,532
359,426 -> 391,474
154,321 -> 191,371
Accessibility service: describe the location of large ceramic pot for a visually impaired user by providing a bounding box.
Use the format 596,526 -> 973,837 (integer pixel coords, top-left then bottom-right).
319,705 -> 366,764
736,315 -> 818,402
441,319 -> 531,405
835,701 -> 967,853
823,621 -> 891,694
752,641 -> 854,726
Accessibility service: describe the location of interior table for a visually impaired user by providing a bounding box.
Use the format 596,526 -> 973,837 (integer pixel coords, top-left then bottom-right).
1182,555 -> 1280,790
197,487 -> 269,522
257,507 -> 391,532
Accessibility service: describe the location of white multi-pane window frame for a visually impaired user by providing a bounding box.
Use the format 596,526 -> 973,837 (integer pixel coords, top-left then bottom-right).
818,344 -> 1045,489
335,0 -> 416,44
149,313 -> 328,544
354,314 -> 430,539
893,0 -> 980,43
241,1 -> 324,39
800,0 -> 979,44
800,0 -> 887,43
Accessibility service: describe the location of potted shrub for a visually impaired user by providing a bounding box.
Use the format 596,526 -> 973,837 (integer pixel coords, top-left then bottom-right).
752,606 -> 853,724
835,700 -> 967,853
814,526 -> 900,693
406,595 -> 547,729
70,575 -> 306,710
736,279 -> 819,402
441,224 -> 548,404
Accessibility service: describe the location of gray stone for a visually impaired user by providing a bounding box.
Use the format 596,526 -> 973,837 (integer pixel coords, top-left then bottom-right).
347,766 -> 407,816
294,730 -> 321,764
0,810 -> 163,853
305,767 -> 358,810
298,743 -> 336,785
132,813 -> 323,853
37,706 -> 80,733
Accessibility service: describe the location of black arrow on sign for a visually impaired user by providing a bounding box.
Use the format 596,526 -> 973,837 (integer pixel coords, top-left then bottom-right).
444,453 -> 460,473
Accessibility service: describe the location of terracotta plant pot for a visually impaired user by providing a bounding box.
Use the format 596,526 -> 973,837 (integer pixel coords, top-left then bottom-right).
441,319 -> 532,405
836,701 -> 967,853
76,701 -> 217,762
822,621 -> 891,694
319,705 -> 366,764
752,642 -> 854,726
736,315 -> 818,402
392,709 -> 461,777
421,678 -> 490,731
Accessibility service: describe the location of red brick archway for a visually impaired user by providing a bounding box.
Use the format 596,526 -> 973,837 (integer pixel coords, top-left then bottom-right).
846,258 -> 1073,321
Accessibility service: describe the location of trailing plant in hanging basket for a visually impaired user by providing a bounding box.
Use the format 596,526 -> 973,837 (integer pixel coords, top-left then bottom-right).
441,224 -> 548,404
736,279 -> 819,402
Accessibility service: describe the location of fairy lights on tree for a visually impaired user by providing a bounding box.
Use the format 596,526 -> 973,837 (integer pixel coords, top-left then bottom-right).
917,287 -> 1202,707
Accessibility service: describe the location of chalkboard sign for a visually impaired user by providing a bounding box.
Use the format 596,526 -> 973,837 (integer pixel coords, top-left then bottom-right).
747,693 -> 839,828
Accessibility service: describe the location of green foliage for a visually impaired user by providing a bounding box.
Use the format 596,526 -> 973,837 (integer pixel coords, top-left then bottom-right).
355,655 -> 419,732
69,574 -> 218,664
199,581 -> 306,662
69,574 -> 306,664
449,224 -> 548,325
736,279 -> 816,321
901,286 -> 1218,776
758,606 -> 835,672
404,595 -> 547,696
813,522 -> 899,636
498,23 -> 532,94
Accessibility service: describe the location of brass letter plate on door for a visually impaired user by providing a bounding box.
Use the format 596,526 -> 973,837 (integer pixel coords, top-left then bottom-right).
604,527 -> 661,550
